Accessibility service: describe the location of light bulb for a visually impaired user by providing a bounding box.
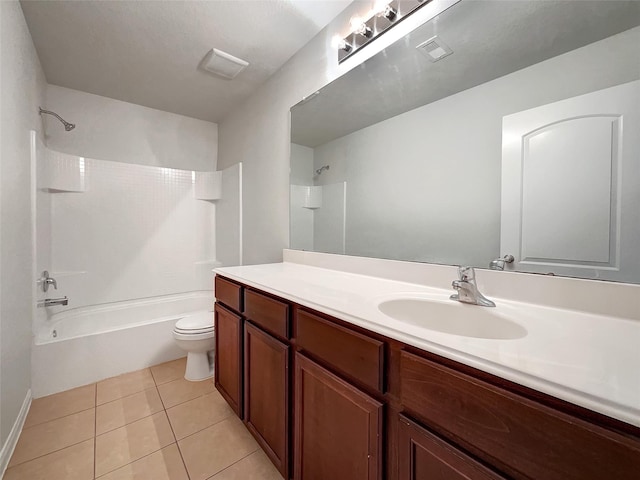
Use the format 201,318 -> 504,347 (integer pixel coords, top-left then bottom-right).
350,16 -> 372,38
373,1 -> 397,21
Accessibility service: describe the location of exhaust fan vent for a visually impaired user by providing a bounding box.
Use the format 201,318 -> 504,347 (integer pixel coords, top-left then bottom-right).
416,36 -> 453,62
203,49 -> 249,79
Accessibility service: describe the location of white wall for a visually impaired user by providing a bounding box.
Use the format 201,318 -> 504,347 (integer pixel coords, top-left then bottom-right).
218,0 -> 457,265
0,0 -> 47,445
215,164 -> 243,267
311,27 -> 640,267
45,85 -> 218,171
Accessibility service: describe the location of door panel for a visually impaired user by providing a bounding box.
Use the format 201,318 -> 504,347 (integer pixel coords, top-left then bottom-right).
501,80 -> 639,281
244,322 -> 289,477
294,353 -> 383,480
398,414 -> 506,480
214,303 -> 243,416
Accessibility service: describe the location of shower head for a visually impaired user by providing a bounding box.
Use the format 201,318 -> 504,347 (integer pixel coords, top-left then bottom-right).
314,165 -> 330,176
39,107 -> 75,131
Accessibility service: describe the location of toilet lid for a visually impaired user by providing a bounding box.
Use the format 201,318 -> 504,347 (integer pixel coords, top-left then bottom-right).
175,313 -> 213,332
174,327 -> 214,335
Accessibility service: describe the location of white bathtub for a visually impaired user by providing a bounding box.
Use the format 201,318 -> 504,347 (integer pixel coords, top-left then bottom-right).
31,291 -> 214,398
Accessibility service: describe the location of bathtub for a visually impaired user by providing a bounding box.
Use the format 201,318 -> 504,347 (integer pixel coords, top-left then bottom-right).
31,290 -> 214,398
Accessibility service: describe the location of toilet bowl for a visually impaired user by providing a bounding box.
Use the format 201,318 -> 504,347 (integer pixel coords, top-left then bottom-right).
173,312 -> 215,381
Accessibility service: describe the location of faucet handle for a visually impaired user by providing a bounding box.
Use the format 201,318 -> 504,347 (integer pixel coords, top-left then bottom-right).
457,266 -> 475,281
41,270 -> 58,292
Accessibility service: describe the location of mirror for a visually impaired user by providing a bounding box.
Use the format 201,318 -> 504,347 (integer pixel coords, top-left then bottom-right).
290,0 -> 640,283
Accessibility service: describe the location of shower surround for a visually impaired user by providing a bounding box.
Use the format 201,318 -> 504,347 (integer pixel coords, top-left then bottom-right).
32,133 -> 222,396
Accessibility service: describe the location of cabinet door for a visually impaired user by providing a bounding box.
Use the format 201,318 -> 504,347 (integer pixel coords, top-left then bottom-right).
214,303 -> 243,416
294,353 -> 382,480
244,322 -> 289,478
398,414 -> 506,480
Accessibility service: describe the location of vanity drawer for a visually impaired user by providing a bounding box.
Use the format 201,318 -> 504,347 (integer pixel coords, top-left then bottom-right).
215,276 -> 242,313
295,309 -> 384,392
244,289 -> 289,339
400,350 -> 640,480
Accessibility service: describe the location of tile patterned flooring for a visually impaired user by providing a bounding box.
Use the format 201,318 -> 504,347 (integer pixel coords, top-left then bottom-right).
4,358 -> 284,480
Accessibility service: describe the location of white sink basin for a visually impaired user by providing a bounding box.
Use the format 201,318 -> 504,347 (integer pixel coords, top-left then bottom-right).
377,297 -> 527,340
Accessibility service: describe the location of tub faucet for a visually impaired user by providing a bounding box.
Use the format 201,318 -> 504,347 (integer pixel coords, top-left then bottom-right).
450,266 -> 495,307
37,297 -> 68,308
489,254 -> 515,271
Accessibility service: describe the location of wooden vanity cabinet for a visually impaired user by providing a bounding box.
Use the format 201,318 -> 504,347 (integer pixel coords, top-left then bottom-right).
294,353 -> 383,480
214,302 -> 243,416
244,322 -> 290,478
242,288 -> 291,479
399,349 -> 640,480
214,281 -> 293,478
213,275 -> 640,480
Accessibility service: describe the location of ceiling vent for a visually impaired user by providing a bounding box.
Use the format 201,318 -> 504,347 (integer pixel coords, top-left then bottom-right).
202,49 -> 249,80
416,36 -> 453,62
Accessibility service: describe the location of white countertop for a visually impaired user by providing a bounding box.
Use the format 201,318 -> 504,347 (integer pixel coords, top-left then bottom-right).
214,262 -> 640,427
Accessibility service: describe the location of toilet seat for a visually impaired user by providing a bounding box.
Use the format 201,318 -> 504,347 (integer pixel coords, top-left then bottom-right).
174,327 -> 214,335
174,313 -> 214,335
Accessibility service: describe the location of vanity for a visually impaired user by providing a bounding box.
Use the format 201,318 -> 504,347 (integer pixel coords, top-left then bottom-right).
213,253 -> 640,480
212,1 -> 640,477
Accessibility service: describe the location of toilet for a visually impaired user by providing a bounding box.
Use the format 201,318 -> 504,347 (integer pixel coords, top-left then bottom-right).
173,312 -> 215,381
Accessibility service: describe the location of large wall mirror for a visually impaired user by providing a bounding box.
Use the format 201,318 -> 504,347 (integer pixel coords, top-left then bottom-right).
290,0 -> 640,283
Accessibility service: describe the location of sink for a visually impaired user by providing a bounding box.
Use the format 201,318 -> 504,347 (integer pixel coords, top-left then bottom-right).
377,297 -> 527,340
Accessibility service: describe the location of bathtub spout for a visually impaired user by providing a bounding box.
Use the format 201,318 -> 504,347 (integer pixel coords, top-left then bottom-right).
38,296 -> 68,308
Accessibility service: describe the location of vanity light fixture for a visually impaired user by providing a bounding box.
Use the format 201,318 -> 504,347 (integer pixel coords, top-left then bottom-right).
332,35 -> 353,54
351,16 -> 373,38
374,0 -> 397,21
337,0 -> 434,63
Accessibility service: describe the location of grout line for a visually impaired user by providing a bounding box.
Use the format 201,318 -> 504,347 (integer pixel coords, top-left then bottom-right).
97,385 -> 160,408
150,357 -> 188,387
21,405 -> 96,431
94,385 -> 216,438
163,391 -> 215,412
158,384 -> 191,480
203,449 -> 260,480
96,380 -> 158,407
95,409 -> 166,439
157,384 -> 169,411
94,442 -> 180,479
163,395 -> 179,444
7,436 -> 95,469
173,412 -> 234,443
175,441 -> 192,480
94,412 -> 174,478
95,388 -> 163,437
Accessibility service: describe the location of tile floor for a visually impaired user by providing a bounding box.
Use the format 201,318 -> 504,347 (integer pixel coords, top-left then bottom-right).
4,357 -> 284,480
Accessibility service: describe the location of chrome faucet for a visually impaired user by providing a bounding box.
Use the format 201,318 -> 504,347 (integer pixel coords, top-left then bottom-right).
450,266 -> 495,307
37,296 -> 68,308
40,270 -> 58,292
489,254 -> 515,271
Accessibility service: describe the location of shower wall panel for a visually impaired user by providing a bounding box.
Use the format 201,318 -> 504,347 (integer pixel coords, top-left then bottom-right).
44,157 -> 216,312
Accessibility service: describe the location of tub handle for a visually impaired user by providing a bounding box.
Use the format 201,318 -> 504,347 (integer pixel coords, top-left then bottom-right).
40,270 -> 58,292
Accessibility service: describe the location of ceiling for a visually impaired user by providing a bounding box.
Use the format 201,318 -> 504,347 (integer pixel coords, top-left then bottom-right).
291,0 -> 640,147
20,0 -> 352,123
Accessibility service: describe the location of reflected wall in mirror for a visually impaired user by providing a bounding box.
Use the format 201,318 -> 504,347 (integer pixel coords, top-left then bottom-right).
290,0 -> 640,283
